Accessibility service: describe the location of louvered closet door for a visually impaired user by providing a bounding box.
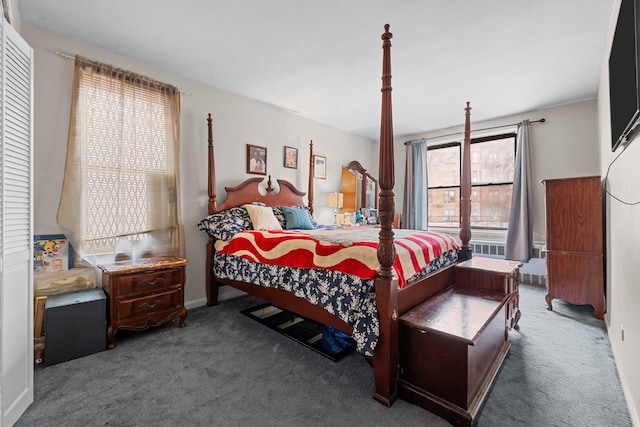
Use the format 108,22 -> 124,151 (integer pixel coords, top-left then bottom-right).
0,16 -> 34,426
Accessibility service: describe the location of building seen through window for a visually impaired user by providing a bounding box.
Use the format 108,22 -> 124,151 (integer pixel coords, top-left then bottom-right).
426,133 -> 515,229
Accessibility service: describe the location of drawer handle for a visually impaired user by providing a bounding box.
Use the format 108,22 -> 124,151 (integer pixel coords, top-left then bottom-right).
138,277 -> 164,286
139,300 -> 163,309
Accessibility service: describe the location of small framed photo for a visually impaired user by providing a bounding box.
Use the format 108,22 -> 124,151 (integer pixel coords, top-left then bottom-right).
342,212 -> 353,225
313,155 -> 327,179
34,234 -> 73,273
367,209 -> 379,225
284,146 -> 298,169
247,144 -> 267,175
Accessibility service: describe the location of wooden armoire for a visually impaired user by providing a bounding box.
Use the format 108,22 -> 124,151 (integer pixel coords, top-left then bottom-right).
543,176 -> 605,319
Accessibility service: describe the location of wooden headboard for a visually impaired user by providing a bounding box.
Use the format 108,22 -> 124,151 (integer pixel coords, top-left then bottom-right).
215,176 -> 307,212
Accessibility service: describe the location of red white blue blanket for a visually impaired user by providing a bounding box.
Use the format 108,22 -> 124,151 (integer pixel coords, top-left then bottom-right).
214,227 -> 460,288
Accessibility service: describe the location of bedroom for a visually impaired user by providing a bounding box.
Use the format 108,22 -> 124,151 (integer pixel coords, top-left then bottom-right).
1,0 -> 639,425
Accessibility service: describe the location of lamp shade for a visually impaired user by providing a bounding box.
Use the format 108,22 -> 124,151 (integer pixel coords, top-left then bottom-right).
328,192 -> 343,208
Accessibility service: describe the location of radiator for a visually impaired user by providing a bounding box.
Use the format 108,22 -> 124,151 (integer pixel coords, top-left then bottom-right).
469,240 -> 546,286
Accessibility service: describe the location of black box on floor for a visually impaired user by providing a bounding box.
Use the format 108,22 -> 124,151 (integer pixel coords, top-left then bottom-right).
44,288 -> 107,366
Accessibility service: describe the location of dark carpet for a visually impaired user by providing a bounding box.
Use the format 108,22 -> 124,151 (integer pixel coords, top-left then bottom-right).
15,284 -> 633,427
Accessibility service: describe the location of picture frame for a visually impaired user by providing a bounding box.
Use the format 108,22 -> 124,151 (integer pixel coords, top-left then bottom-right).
247,144 -> 267,175
342,212 -> 353,226
313,155 -> 327,179
34,234 -> 73,273
367,209 -> 379,225
284,146 -> 298,169
34,296 -> 47,338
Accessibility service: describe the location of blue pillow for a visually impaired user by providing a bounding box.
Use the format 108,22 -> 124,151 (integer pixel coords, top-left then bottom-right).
295,205 -> 318,228
281,206 -> 315,230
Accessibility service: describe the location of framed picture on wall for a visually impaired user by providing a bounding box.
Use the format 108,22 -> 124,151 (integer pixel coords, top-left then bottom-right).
313,155 -> 326,179
247,144 -> 267,175
284,146 -> 298,169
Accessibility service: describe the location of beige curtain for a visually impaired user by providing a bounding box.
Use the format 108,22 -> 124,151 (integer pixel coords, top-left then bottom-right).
57,56 -> 183,265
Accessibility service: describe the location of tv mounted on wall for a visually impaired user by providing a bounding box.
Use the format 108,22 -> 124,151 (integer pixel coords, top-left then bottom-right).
609,0 -> 640,152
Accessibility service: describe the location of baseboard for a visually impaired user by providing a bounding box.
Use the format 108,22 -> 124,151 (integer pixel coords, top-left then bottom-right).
608,328 -> 640,427
184,286 -> 248,310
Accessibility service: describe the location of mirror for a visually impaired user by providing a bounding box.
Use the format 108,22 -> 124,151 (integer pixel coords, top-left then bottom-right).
342,160 -> 378,213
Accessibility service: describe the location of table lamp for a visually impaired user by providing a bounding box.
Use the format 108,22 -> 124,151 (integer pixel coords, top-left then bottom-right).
328,192 -> 343,225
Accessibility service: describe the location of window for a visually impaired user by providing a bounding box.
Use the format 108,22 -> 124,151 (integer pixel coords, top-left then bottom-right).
444,190 -> 455,203
444,208 -> 456,222
58,56 -> 182,258
427,133 -> 515,229
471,207 -> 480,221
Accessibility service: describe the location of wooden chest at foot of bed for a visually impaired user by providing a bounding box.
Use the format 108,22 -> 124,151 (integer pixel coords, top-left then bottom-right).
398,287 -> 510,427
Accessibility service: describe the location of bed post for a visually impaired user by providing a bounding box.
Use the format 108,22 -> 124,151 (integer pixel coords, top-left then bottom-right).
206,114 -> 219,306
373,23 -> 399,407
458,102 -> 472,260
308,140 -> 314,215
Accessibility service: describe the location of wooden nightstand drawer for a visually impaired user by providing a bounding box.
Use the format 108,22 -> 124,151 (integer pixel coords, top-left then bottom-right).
117,288 -> 183,321
117,268 -> 182,296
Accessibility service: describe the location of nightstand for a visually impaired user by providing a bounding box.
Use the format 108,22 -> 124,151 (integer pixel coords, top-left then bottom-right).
98,256 -> 188,349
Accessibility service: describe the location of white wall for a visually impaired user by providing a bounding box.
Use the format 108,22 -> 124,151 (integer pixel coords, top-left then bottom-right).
394,100 -> 600,244
21,23 -> 378,307
598,1 -> 640,424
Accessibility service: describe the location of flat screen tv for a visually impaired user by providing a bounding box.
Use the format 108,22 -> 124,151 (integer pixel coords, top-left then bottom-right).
609,0 -> 640,152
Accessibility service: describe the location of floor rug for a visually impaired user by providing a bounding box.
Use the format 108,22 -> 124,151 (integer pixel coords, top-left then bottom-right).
241,303 -> 355,362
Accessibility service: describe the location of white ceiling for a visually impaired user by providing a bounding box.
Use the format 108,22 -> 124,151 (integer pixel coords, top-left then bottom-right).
17,0 -> 616,141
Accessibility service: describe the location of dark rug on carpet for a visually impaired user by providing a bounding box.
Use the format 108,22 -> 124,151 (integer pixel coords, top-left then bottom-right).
241,303 -> 355,361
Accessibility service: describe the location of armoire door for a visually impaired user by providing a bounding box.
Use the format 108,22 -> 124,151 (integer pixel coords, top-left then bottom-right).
0,16 -> 34,426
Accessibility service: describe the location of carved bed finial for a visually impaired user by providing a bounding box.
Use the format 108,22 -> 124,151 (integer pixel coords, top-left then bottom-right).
382,24 -> 392,40
266,175 -> 274,194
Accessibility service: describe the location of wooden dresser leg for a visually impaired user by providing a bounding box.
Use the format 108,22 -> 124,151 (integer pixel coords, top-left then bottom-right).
107,325 -> 117,350
545,293 -> 554,312
179,307 -> 188,327
513,292 -> 521,330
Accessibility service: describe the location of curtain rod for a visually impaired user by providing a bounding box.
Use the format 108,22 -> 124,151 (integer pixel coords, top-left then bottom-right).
404,118 -> 546,145
53,50 -> 193,96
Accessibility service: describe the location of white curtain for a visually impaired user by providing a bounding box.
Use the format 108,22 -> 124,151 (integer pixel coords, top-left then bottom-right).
505,120 -> 533,262
402,138 -> 427,229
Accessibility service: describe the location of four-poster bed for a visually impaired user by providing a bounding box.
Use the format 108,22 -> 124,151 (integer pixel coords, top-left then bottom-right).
199,24 -> 517,423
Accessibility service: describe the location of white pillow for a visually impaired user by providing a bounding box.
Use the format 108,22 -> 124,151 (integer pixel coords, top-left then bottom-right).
243,204 -> 283,230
